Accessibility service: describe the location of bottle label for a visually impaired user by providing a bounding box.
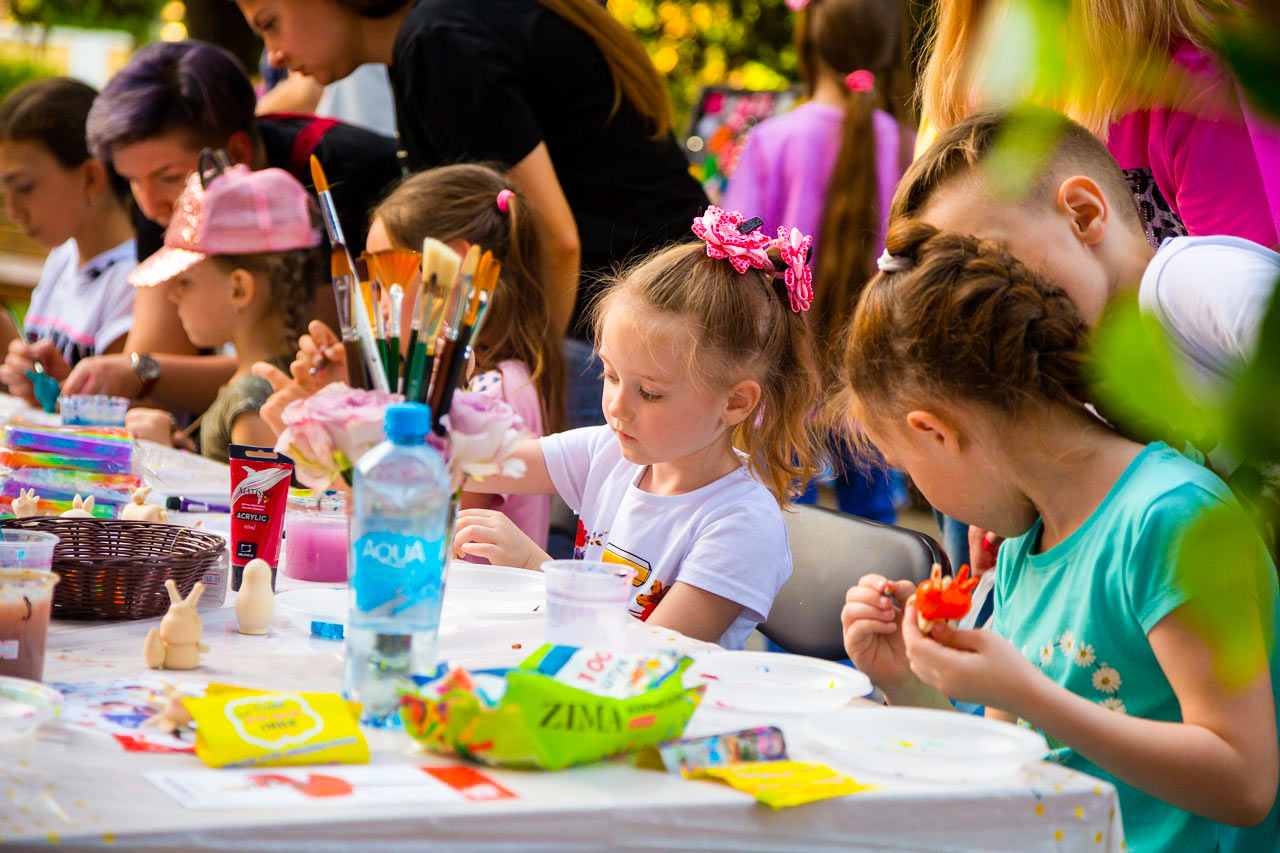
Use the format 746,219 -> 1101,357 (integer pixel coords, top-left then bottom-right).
350,531 -> 445,629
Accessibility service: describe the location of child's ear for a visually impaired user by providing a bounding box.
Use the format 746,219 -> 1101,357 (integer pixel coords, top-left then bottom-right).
722,378 -> 762,427
228,267 -> 258,313
904,408 -> 962,456
224,130 -> 255,167
1057,176 -> 1109,247
81,158 -> 109,204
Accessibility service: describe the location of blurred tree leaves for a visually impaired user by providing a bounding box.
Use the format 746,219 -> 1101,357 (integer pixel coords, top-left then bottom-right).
7,0 -> 164,41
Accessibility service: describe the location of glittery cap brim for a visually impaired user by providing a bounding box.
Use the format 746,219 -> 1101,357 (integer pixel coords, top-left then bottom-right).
127,247 -> 207,288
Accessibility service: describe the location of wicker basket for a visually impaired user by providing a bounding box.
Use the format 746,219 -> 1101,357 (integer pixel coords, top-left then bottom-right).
0,518 -> 225,620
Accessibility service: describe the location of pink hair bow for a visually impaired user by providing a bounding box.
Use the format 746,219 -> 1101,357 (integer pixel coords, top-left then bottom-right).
777,227 -> 814,313
691,206 -> 773,274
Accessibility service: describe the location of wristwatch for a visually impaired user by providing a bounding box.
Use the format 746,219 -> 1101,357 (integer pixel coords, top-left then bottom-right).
130,352 -> 162,398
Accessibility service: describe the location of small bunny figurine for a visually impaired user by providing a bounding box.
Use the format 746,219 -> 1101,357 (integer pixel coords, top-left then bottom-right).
143,580 -> 207,670
120,487 -> 168,523
12,488 -> 41,518
60,494 -> 96,518
236,558 -> 274,635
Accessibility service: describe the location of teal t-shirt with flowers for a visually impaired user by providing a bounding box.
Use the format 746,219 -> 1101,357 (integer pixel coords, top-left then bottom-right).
994,442 -> 1279,853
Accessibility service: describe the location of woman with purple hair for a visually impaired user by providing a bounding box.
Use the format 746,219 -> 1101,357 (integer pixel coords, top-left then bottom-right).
61,40 -> 401,416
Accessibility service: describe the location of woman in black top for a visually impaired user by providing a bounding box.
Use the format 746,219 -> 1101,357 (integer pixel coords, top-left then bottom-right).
235,0 -> 709,338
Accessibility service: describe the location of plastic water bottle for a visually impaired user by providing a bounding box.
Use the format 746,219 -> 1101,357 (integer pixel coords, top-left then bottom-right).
343,403 -> 451,726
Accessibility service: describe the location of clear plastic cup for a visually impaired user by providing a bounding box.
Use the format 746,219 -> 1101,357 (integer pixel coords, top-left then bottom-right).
60,394 -> 130,427
0,531 -> 61,681
541,560 -> 637,647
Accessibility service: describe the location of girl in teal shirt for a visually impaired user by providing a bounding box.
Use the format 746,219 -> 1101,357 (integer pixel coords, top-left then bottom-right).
839,220 -> 1279,852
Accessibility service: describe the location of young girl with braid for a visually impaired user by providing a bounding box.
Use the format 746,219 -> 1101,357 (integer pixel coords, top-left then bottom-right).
840,220 -> 1279,851
453,208 -> 823,649
125,165 -> 323,463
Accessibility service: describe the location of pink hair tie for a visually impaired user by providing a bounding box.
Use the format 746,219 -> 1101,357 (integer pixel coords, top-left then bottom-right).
496,189 -> 515,213
845,70 -> 874,92
785,0 -> 810,9
775,227 -> 814,314
691,206 -> 774,274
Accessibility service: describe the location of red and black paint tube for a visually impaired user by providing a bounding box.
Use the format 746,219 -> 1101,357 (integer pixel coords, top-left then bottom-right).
229,445 -> 293,591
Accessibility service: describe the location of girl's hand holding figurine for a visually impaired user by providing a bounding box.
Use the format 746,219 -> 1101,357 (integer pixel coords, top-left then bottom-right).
62,353 -> 141,399
900,604 -> 1041,714
1,338 -> 70,405
452,508 -> 550,570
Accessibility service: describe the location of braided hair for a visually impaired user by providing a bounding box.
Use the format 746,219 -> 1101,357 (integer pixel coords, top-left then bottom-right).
840,219 -> 1093,436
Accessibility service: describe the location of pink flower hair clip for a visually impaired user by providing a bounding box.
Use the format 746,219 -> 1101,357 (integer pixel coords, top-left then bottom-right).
691,206 -> 773,274
775,227 -> 814,313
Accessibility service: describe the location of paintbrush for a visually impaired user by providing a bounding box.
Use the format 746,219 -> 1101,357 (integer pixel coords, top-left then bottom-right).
356,256 -> 388,386
436,253 -> 501,429
310,156 -> 384,391
431,249 -> 491,432
406,239 -> 461,404
461,256 -> 501,361
368,248 -> 421,394
428,245 -> 480,426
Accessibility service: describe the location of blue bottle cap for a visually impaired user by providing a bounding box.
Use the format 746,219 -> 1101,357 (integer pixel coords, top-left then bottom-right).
384,402 -> 432,440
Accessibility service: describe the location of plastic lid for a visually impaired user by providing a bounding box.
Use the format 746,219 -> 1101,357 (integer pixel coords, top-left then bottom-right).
384,403 -> 432,440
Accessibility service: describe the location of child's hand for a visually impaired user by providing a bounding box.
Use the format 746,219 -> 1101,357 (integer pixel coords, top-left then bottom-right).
901,604 -> 1040,714
126,408 -> 177,447
61,353 -> 141,399
452,508 -> 549,570
293,320 -> 345,391
967,526 -> 1003,575
252,362 -> 311,438
841,574 -> 917,693
0,339 -> 68,405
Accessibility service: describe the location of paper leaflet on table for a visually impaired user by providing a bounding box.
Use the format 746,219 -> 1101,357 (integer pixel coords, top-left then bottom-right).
51,678 -> 205,753
144,764 -> 516,810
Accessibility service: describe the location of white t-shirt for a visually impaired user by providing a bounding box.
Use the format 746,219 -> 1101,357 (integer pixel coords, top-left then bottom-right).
1138,235 -> 1279,402
23,238 -> 137,366
541,425 -> 792,650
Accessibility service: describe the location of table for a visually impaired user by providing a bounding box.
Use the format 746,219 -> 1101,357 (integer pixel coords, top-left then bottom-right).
0,394 -> 1125,849
2,574 -> 1124,850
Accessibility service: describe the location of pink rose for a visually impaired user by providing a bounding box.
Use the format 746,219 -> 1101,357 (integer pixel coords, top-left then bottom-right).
440,391 -> 529,483
275,382 -> 402,489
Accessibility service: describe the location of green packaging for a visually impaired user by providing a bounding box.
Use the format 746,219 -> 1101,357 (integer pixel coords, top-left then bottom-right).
400,645 -> 704,770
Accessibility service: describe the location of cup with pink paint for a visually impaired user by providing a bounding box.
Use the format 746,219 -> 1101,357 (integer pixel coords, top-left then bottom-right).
0,530 -> 60,681
283,490 -> 349,583
542,560 -> 637,647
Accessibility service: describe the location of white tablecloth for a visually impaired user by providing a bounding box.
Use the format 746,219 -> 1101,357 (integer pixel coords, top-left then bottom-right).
0,571 -> 1123,851
0,396 -> 1125,849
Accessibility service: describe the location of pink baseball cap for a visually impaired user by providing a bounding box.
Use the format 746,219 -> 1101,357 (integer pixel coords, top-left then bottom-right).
128,164 -> 322,288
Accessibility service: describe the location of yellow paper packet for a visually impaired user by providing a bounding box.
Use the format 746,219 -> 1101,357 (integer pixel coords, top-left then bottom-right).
183,684 -> 369,768
693,760 -> 878,809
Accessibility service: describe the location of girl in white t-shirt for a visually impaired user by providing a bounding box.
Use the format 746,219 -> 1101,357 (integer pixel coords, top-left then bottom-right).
455,207 -> 823,648
0,77 -> 137,405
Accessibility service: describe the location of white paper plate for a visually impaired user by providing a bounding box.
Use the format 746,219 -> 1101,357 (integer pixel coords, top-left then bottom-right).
274,563 -> 544,638
685,650 -> 872,713
0,676 -> 62,746
796,706 -> 1048,781
444,563 -> 544,617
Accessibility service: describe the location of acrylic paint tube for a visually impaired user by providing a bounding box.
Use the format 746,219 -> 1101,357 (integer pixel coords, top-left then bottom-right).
228,445 -> 293,591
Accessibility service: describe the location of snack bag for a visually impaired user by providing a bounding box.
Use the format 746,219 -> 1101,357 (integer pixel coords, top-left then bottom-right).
183,684 -> 368,768
400,645 -> 704,770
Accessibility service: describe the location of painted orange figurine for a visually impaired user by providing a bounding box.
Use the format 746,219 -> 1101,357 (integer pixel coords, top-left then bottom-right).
909,563 -> 980,633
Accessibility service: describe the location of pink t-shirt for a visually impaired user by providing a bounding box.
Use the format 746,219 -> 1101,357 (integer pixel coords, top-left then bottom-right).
722,101 -> 909,262
1107,40 -> 1280,249
466,359 -> 550,552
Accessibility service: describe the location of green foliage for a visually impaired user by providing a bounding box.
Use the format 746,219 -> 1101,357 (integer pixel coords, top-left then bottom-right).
0,55 -> 57,102
8,0 -> 164,41
607,0 -> 798,123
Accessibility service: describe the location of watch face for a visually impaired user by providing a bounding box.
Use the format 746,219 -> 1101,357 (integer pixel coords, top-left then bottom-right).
134,353 -> 161,381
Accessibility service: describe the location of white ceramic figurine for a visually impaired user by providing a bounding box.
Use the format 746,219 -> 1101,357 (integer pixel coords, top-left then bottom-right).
235,558 -> 274,635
